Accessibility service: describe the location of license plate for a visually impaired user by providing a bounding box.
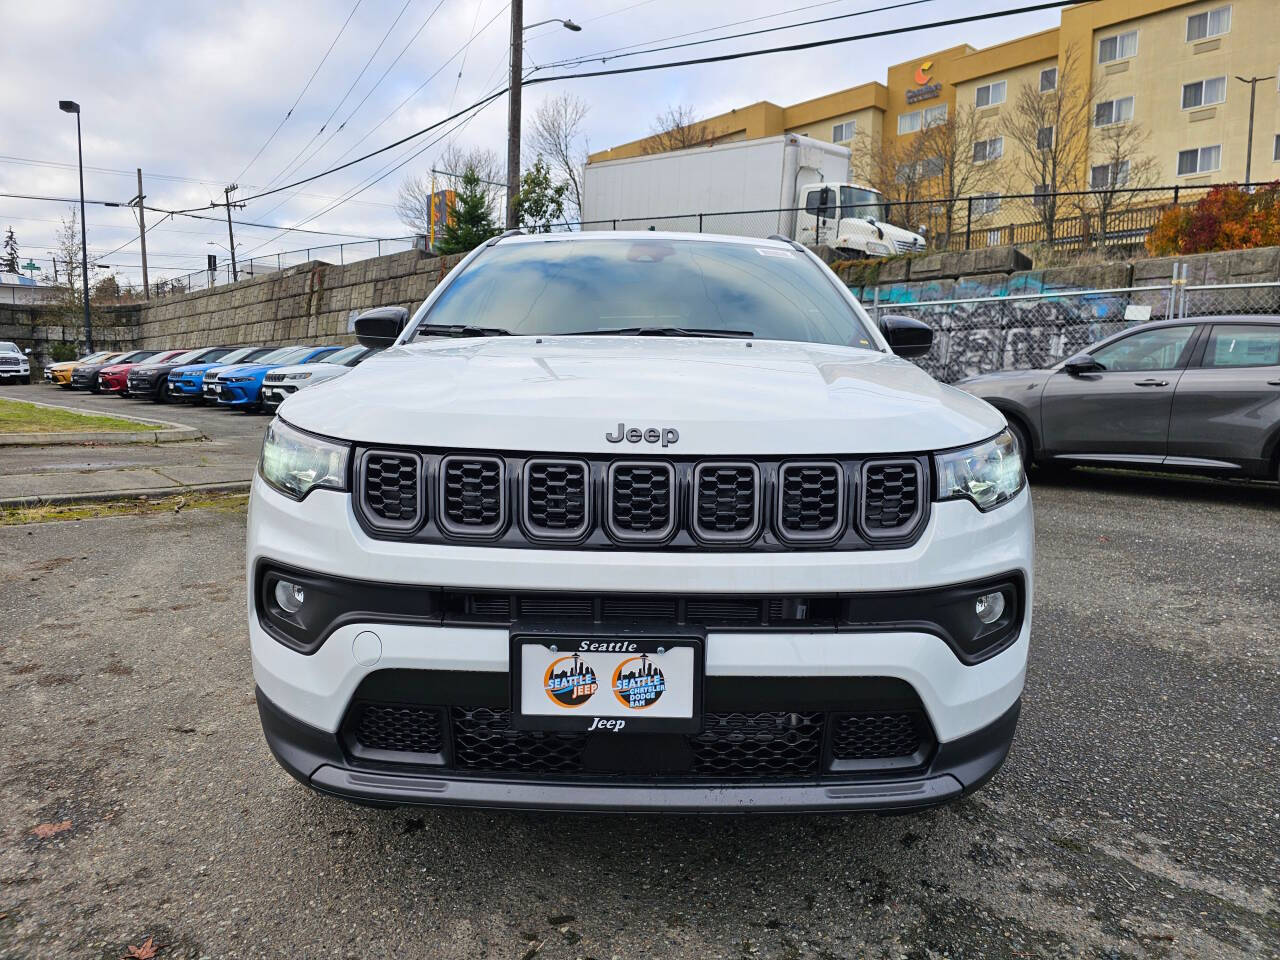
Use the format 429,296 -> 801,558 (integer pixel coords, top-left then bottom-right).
510,633 -> 703,733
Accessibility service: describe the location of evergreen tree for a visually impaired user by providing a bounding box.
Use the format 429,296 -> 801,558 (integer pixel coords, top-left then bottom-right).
435,166 -> 499,254
516,157 -> 569,233
1,227 -> 18,274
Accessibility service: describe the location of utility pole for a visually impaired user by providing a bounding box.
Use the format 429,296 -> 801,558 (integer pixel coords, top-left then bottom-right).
505,0 -> 523,229
223,184 -> 243,281
58,100 -> 92,351
1235,75 -> 1274,187
131,168 -> 150,300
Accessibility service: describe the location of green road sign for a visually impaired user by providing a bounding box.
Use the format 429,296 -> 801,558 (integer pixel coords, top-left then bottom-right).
21,261 -> 40,273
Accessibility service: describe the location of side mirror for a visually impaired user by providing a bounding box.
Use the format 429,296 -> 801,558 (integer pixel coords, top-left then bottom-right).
354,306 -> 410,349
1062,354 -> 1102,376
880,314 -> 934,358
24,348 -> 32,355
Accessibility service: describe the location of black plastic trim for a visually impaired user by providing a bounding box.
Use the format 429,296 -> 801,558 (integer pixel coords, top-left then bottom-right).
775,460 -> 846,545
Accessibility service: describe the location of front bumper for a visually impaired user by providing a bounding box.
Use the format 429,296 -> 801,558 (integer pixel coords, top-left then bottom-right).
249,476 -> 1033,811
126,375 -> 160,396
99,373 -> 127,393
216,381 -> 261,406
260,384 -> 297,410
170,375 -> 203,397
0,366 -> 28,380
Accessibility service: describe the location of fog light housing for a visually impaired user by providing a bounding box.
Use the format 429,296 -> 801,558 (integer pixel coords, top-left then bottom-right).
975,591 -> 1005,624
275,580 -> 305,614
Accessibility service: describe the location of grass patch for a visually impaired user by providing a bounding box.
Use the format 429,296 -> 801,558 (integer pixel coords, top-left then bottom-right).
0,492 -> 248,526
0,397 -> 155,435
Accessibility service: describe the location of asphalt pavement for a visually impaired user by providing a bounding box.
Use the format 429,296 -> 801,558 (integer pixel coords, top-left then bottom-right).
0,471 -> 1276,959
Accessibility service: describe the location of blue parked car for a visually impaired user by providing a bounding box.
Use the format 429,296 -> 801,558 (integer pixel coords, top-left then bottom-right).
213,344 -> 341,412
169,346 -> 271,403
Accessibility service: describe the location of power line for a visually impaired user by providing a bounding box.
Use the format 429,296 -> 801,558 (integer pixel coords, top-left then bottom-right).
232,0 -> 366,183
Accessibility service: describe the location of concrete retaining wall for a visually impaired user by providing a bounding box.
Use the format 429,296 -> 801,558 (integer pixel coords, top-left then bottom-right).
0,303 -> 141,368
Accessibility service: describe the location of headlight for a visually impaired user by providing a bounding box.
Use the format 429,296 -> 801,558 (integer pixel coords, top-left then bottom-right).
934,429 -> 1024,511
259,418 -> 349,500
285,372 -> 312,381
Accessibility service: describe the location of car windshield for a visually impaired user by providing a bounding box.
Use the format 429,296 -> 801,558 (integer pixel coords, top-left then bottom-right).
163,350 -> 202,365
414,238 -> 879,349
120,351 -> 156,363
320,345 -> 366,365
260,346 -> 315,365
840,186 -> 887,221
0,341 -> 17,353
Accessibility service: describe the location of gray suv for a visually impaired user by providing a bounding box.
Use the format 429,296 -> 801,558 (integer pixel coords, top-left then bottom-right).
958,316 -> 1280,482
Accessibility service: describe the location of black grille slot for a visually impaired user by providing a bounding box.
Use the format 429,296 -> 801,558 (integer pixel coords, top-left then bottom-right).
467,595 -> 512,620
359,451 -> 423,532
691,712 -> 824,776
518,596 -> 594,620
685,598 -> 762,624
441,456 -> 505,536
524,460 -> 588,538
349,703 -> 444,757
451,707 -> 586,774
601,596 -> 677,621
607,463 -> 674,541
830,712 -> 928,762
777,462 -> 844,541
861,461 -> 921,536
694,463 -> 759,541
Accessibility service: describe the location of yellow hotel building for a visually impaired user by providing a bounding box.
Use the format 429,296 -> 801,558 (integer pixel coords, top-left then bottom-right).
589,0 -> 1280,228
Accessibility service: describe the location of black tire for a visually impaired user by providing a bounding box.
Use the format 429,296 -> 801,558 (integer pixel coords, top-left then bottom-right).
1006,419 -> 1032,466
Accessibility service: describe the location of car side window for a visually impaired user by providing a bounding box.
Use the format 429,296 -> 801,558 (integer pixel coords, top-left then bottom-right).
1202,325 -> 1280,368
1091,325 -> 1195,372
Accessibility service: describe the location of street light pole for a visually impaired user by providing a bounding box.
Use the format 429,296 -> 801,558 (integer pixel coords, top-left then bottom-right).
59,100 -> 92,351
1235,75 -> 1274,186
505,11 -> 581,229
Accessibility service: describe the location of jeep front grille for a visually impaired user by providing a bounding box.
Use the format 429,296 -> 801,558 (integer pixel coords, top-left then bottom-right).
777,462 -> 844,542
357,451 -> 424,533
860,461 -> 922,537
440,455 -> 505,537
693,462 -> 759,542
523,460 -> 589,539
607,462 -> 675,542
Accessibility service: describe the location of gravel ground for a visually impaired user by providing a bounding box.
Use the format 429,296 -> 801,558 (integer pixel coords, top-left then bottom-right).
0,471 -> 1276,959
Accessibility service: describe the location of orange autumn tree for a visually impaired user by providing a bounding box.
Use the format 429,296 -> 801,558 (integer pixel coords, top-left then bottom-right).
1147,182 -> 1280,255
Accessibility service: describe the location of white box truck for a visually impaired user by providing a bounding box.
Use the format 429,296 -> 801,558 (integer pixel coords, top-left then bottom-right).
581,133 -> 926,258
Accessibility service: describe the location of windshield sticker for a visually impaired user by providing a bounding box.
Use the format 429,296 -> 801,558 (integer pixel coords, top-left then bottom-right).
756,248 -> 795,259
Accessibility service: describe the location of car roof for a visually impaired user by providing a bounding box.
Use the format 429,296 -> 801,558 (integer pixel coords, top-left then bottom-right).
491,230 -> 796,250
1128,315 -> 1280,331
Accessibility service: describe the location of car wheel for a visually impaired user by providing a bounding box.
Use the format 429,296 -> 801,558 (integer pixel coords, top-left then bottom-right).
1006,419 -> 1032,466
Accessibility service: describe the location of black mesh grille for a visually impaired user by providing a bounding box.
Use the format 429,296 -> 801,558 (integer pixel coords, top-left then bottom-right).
862,462 -> 921,533
442,457 -> 504,534
830,712 -> 927,761
690,712 -> 823,776
694,464 -> 758,540
525,461 -> 588,536
451,707 -> 586,774
350,703 -> 444,755
362,453 -> 422,528
778,463 -> 842,538
609,464 -> 673,538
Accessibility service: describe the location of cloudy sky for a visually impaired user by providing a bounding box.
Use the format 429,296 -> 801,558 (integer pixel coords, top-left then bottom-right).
0,0 -> 1060,289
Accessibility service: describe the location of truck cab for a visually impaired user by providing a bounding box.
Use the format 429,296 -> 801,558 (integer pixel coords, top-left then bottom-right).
796,182 -> 926,259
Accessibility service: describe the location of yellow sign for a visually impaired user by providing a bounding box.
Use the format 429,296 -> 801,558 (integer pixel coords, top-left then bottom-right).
914,60 -> 934,86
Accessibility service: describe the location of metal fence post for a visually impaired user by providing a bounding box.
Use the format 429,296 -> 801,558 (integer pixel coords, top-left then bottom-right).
612,220 -> 617,231
340,244 -> 345,265
871,286 -> 880,324
698,213 -> 704,233
964,197 -> 973,251
1173,185 -> 1180,206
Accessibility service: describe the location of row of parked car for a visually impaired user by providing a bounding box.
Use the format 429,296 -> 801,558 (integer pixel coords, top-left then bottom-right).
44,343 -> 377,413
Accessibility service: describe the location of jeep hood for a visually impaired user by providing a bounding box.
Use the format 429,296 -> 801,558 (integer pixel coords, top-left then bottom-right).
279,337 -> 1004,455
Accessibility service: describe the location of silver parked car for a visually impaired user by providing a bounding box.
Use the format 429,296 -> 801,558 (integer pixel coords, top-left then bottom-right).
958,316 -> 1280,481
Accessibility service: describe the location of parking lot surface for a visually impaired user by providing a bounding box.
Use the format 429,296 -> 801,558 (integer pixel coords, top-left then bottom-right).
0,471 -> 1276,959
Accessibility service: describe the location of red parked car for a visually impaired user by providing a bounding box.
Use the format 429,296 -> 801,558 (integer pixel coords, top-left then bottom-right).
97,349 -> 183,395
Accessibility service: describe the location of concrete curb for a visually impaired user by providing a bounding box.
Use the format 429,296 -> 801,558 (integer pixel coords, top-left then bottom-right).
0,480 -> 251,510
0,396 -> 204,446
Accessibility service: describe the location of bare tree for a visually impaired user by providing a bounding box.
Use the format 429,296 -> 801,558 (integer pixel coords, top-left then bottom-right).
1078,119 -> 1160,250
528,93 -> 590,222
396,144 -> 505,235
641,104 -> 712,154
918,104 -> 998,249
1001,44 -> 1094,243
851,128 -> 938,238
52,207 -> 90,307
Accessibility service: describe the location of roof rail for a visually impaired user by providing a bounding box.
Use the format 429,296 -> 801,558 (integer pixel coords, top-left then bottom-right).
486,228 -> 524,246
766,234 -> 807,252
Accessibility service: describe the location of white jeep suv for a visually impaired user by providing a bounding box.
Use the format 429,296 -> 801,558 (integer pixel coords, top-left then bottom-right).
248,232 -> 1032,813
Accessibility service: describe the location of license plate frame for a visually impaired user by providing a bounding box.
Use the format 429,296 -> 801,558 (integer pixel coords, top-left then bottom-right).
510,627 -> 704,734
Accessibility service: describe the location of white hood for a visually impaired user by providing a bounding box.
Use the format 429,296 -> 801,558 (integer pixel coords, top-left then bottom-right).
267,362 -> 350,384
278,337 -> 1002,455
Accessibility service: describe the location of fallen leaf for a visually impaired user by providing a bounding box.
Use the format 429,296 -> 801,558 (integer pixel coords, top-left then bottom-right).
123,936 -> 158,959
31,820 -> 72,839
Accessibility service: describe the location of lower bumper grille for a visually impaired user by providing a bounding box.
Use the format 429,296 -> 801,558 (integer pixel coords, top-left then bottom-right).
341,701 -> 935,780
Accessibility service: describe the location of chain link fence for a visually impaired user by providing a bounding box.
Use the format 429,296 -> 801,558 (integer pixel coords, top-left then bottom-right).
864,280 -> 1280,383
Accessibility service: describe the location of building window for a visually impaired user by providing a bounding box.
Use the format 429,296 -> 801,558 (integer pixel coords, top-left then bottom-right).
1098,30 -> 1138,64
975,80 -> 1007,108
1182,76 -> 1226,109
1091,161 -> 1130,190
1040,67 -> 1058,92
1032,183 -> 1051,208
1177,145 -> 1221,175
1094,96 -> 1135,127
923,104 -> 948,127
973,194 -> 1001,216
920,155 -> 944,178
1037,125 -> 1055,150
1186,5 -> 1231,42
1274,134 -> 1280,162
972,137 -> 1004,164
898,110 -> 921,135
831,120 -> 856,143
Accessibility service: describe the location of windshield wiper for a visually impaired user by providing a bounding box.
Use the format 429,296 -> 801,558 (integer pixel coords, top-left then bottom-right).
416,324 -> 513,338
566,326 -> 754,339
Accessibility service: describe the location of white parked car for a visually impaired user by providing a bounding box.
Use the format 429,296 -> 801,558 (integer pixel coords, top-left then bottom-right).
248,232 -> 1031,813
261,344 -> 378,413
0,341 -> 31,384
